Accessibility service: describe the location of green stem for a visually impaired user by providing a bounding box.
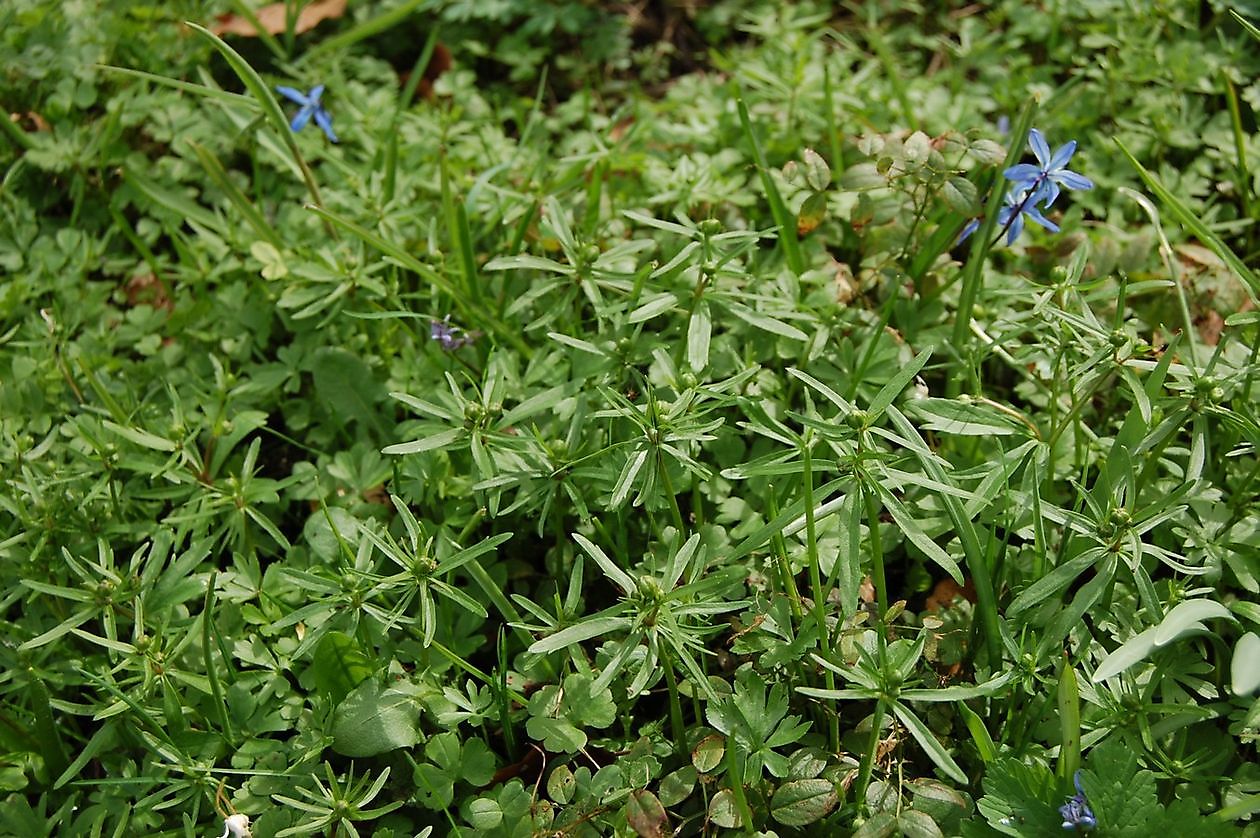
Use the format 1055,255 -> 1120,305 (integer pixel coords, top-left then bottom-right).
656,447 -> 686,541
855,698 -> 887,808
725,741 -> 756,831
801,439 -> 840,752
0,108 -> 35,151
949,100 -> 1038,393
662,655 -> 687,759
203,571 -> 234,745
767,488 -> 804,620
861,478 -> 888,621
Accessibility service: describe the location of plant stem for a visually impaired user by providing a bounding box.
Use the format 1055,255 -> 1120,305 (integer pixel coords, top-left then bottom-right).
656,447 -> 686,541
950,100 -> 1038,394
662,655 -> 687,759
802,438 -> 841,752
860,478 -> 888,621
855,697 -> 887,808
767,488 -> 804,620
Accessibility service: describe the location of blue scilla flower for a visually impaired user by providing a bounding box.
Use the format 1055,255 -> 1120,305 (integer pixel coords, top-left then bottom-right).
276,84 -> 338,143
958,186 -> 1059,246
1004,128 -> 1092,209
1059,771 -> 1097,831
430,316 -> 476,351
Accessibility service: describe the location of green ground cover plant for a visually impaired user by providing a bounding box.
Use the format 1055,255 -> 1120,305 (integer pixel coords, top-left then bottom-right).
2,0 -> 1260,835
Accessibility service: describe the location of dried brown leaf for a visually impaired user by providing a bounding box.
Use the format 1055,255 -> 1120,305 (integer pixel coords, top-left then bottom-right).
211,0 -> 347,37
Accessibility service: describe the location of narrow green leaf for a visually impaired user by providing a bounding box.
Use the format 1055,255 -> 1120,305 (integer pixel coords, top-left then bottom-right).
688,301 -> 712,372
728,304 -> 808,341
304,0 -> 430,58
123,169 -> 221,232
1116,138 -> 1258,302
527,616 -> 632,655
383,427 -> 465,455
1057,658 -> 1081,780
876,484 -> 964,583
891,701 -> 967,784
736,95 -> 804,275
101,419 -> 177,452
572,533 -> 636,595
98,64 -> 255,108
868,348 -> 931,417
1152,599 -> 1235,646
611,448 -> 649,509
1008,548 -> 1103,617
957,702 -> 996,763
185,140 -> 283,247
184,22 -> 325,210
627,292 -> 679,323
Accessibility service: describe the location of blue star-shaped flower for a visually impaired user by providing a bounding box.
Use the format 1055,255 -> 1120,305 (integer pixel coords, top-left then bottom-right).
276,84 -> 338,143
429,316 -> 476,351
958,186 -> 1059,246
1004,128 -> 1092,209
1059,771 -> 1097,831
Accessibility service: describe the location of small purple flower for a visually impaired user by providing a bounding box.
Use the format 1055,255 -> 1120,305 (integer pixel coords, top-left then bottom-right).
430,316 -> 475,351
958,186 -> 1059,246
1004,128 -> 1093,209
276,84 -> 338,143
1059,771 -> 1097,831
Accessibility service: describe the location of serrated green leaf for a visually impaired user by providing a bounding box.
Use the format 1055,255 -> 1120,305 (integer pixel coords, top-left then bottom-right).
311,348 -> 385,437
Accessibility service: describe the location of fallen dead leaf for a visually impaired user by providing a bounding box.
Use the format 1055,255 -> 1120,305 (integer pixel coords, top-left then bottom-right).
398,42 -> 452,100
1196,309 -> 1226,347
10,111 -> 50,132
212,0 -> 346,37
925,577 -> 976,611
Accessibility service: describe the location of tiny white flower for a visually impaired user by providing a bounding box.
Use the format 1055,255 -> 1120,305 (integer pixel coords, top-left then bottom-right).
217,813 -> 251,838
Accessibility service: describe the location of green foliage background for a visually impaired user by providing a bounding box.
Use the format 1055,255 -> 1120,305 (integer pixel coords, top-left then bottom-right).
2,0 -> 1259,835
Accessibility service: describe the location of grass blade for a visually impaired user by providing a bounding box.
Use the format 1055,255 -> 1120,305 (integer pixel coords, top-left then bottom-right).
1115,137 -> 1258,302
735,94 -> 805,276
184,21 -> 326,213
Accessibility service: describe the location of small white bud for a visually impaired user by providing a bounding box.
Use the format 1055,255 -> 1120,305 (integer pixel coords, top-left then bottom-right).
218,813 -> 251,838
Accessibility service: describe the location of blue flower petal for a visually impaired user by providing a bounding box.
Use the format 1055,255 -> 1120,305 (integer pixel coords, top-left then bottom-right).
1024,204 -> 1060,233
958,218 -> 981,244
275,85 -> 308,105
1004,163 -> 1042,183
1006,211 -> 1025,245
290,104 -> 315,133
1055,170 -> 1093,191
1035,179 -> 1061,208
1048,139 -> 1078,170
308,84 -> 325,102
1029,128 -> 1051,167
313,108 -> 338,143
